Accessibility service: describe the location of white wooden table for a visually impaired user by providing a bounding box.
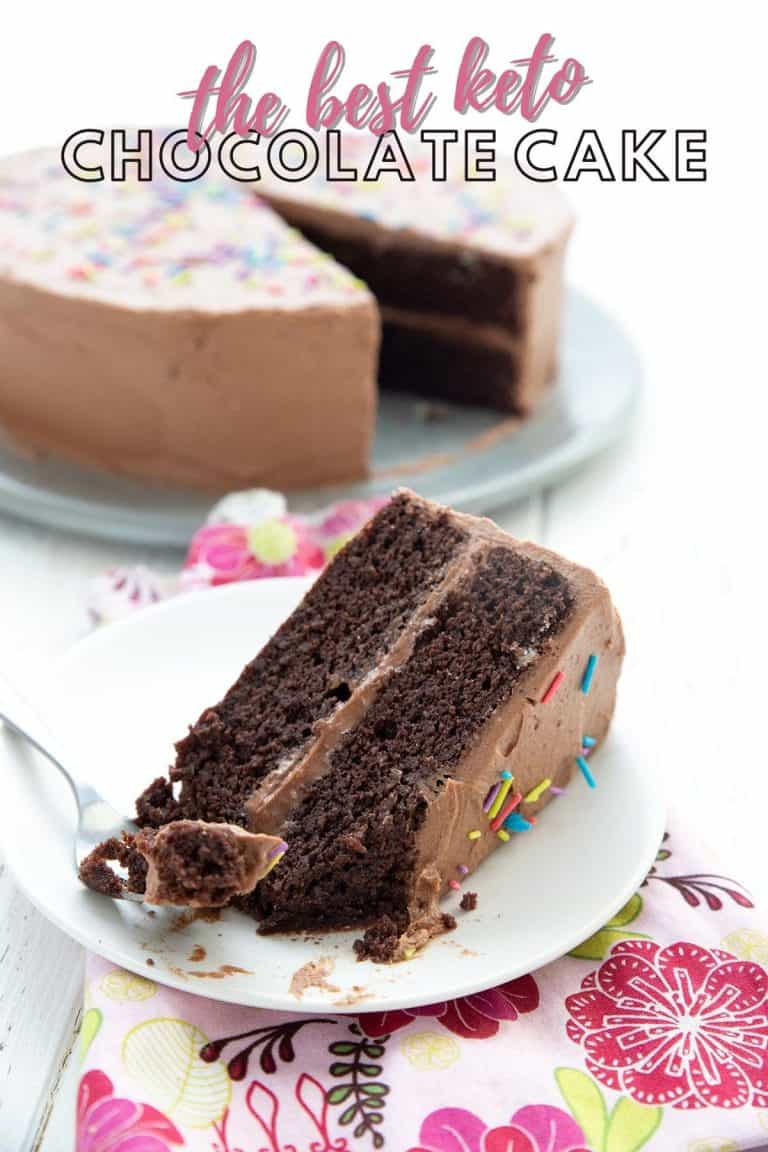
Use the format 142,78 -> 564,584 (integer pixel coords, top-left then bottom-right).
2,178 -> 765,1149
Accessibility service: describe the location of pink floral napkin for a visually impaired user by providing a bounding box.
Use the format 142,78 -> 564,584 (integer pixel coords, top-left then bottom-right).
77,493 -> 768,1152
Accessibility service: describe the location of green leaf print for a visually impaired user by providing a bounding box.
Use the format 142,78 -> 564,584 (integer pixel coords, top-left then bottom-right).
556,1067 -> 664,1152
79,1007 -> 102,1063
327,1084 -> 354,1105
555,1067 -> 609,1152
569,894 -> 649,960
605,1097 -> 662,1152
327,1026 -> 390,1147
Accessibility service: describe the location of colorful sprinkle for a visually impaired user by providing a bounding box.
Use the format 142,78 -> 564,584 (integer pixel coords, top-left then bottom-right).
497,829 -> 511,842
500,769 -> 513,781
268,841 -> 288,860
404,948 -> 415,960
449,879 -> 461,891
487,775 -> 515,820
541,670 -> 564,703
582,735 -> 597,748
581,654 -> 598,694
467,830 -> 482,841
457,864 -> 469,876
263,847 -> 287,877
576,755 -> 596,788
504,813 -> 532,832
490,792 -> 523,832
482,780 -> 502,813
524,778 -> 551,804
549,786 -> 566,795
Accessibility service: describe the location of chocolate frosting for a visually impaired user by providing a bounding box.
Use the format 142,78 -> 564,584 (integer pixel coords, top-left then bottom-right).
0,144 -> 378,490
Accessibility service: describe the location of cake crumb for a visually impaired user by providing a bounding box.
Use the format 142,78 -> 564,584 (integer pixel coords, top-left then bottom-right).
188,944 -> 206,963
289,956 -> 339,998
146,958 -> 155,967
332,986 -> 372,1007
460,891 -> 478,911
185,964 -> 251,980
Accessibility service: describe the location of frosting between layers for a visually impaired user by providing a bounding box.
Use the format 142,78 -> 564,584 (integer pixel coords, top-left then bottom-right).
245,536 -> 487,833
381,306 -> 523,353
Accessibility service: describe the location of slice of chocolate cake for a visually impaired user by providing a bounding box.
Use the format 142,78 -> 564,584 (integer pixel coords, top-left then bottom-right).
134,491 -> 624,960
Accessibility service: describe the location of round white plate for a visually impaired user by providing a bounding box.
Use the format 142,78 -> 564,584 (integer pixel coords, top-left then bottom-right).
0,579 -> 665,1012
0,291 -> 640,545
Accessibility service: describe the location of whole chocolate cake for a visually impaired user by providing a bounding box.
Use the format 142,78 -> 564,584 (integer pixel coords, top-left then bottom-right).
128,491 -> 623,960
0,137 -> 571,490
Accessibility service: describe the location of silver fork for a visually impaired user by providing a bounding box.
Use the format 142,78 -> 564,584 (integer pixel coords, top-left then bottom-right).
0,673 -> 142,898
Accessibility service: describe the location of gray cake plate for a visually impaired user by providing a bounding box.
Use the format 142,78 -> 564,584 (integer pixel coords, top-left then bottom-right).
0,290 -> 640,547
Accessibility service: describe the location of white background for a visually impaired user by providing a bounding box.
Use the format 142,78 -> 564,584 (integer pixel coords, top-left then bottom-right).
1,2 -> 767,1148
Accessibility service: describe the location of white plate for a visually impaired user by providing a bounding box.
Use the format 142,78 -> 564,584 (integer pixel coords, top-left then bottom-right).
0,291 -> 640,545
0,579 -> 665,1012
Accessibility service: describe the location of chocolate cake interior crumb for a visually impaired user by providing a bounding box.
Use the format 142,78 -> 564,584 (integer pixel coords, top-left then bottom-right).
380,321 -> 523,412
353,915 -> 404,963
460,891 -> 478,911
137,824 -> 248,907
136,494 -> 465,828
256,546 -> 574,950
78,834 -> 147,898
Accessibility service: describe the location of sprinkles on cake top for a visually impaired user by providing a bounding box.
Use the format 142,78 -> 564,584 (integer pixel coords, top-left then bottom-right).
0,147 -> 369,311
258,134 -> 572,259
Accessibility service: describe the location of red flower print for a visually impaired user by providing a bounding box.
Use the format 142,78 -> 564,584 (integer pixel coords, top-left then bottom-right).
565,939 -> 768,1110
76,1069 -> 184,1151
408,1104 -> 588,1152
358,975 -> 539,1040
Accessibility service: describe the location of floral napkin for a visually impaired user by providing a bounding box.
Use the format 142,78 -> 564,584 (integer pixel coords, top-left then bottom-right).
77,493 -> 768,1152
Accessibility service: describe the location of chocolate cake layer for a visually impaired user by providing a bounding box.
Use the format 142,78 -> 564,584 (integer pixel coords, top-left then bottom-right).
379,315 -> 523,410
137,494 -> 466,827
255,545 -> 574,933
285,219 -> 524,329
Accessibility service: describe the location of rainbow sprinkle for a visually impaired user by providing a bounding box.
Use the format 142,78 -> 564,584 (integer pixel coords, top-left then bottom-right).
467,830 -> 482,841
524,778 -> 551,804
457,864 -> 469,876
581,655 -> 598,694
497,829 -> 511,842
541,670 -> 564,703
449,879 -> 461,891
576,755 -> 596,788
582,735 -> 597,748
490,792 -> 523,832
505,813 -> 532,832
263,841 -> 288,876
482,780 -> 502,813
549,786 -> 566,795
404,948 -> 415,960
487,774 -> 515,820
